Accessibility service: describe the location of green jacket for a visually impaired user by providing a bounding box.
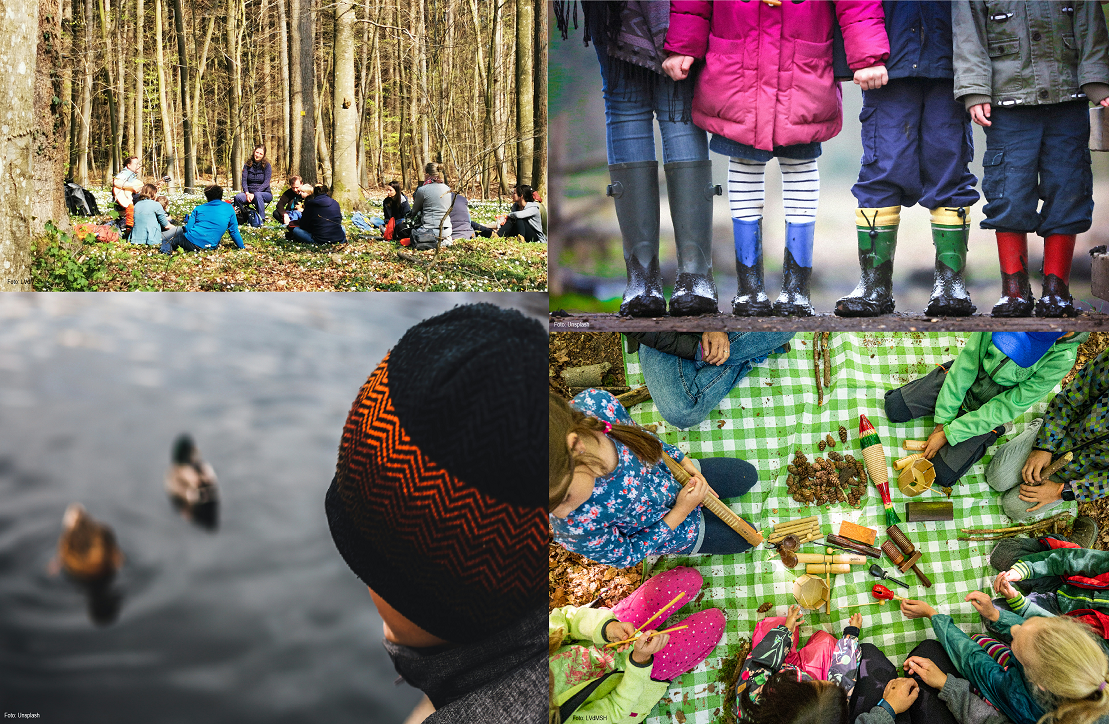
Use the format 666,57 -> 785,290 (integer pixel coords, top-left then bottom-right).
1032,348 -> 1109,502
549,605 -> 670,724
935,333 -> 1087,446
1010,546 -> 1109,616
952,1 -> 1109,109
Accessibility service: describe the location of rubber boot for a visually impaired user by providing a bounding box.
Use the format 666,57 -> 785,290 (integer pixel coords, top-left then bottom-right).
774,221 -> 816,317
730,218 -> 773,316
665,160 -> 721,316
924,206 -> 977,316
991,231 -> 1034,317
609,161 -> 665,317
1036,233 -> 1077,317
835,206 -> 899,317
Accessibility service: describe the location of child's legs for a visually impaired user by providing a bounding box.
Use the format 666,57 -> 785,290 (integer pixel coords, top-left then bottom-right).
933,426 -> 1002,487
796,629 -> 836,681
980,108 -> 1044,233
849,643 -> 909,724
1036,101 -> 1093,237
728,157 -> 767,222
918,78 -> 980,210
1000,483 -> 1064,522
650,608 -> 725,682
595,44 -> 657,165
970,633 -> 1014,669
698,457 -> 759,500
611,566 -> 704,630
985,418 -> 1044,493
851,79 -> 925,209
693,510 -> 757,554
884,360 -> 953,422
778,156 -> 820,227
724,332 -> 795,366
637,344 -> 727,429
904,639 -> 960,724
752,616 -> 800,664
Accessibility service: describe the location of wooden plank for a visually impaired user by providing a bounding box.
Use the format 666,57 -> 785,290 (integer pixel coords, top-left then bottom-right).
838,520 -> 878,546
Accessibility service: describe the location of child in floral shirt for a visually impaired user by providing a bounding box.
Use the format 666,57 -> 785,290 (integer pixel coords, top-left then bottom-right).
549,389 -> 761,567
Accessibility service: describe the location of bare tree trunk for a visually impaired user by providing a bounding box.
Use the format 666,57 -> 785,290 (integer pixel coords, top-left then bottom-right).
276,0 -> 291,173
190,15 -> 215,162
330,0 -> 357,209
355,0 -> 370,187
373,22 -> 383,185
77,0 -> 93,185
315,74 -> 332,187
486,0 -> 508,195
134,0 -> 144,169
515,0 -> 533,186
63,0 -> 75,178
395,0 -> 407,189
417,0 -> 428,165
99,0 -> 121,174
154,0 -> 174,180
32,0 -> 71,234
297,0 -> 317,182
0,0 -> 38,289
289,0 -> 303,175
171,0 -> 193,190
227,0 -> 242,190
531,0 -> 546,196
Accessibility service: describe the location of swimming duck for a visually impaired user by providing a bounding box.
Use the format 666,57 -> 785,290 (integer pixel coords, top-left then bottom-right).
58,503 -> 124,582
165,434 -> 218,506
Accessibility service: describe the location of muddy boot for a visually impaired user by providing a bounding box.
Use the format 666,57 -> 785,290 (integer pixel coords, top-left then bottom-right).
925,206 -> 977,316
609,161 -> 665,317
835,206 -> 899,317
1036,233 -> 1077,318
774,221 -> 816,316
991,231 -> 1034,317
730,218 -> 773,316
1068,516 -> 1099,549
666,160 -> 721,316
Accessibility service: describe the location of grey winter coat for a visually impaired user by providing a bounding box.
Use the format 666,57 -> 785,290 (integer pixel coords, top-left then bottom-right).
411,182 -> 454,242
952,1 -> 1109,109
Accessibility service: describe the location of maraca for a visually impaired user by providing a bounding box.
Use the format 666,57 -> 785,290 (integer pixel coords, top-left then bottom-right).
841,584 -> 908,608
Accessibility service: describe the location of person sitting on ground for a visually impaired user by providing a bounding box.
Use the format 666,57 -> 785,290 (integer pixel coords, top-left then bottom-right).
131,184 -> 178,247
475,185 -> 545,243
288,184 -> 346,244
160,184 -> 245,254
112,156 -> 144,234
985,347 -> 1109,521
448,192 -> 475,240
410,163 -> 453,247
155,195 -> 171,222
234,145 -> 273,221
271,175 -> 304,226
884,332 -> 1086,489
628,331 -> 793,429
370,181 -> 410,232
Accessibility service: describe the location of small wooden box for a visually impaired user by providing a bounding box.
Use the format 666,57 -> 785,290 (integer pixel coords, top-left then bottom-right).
838,520 -> 877,546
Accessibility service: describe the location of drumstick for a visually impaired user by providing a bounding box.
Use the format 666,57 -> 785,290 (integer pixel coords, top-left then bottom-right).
635,592 -> 685,634
605,625 -> 690,648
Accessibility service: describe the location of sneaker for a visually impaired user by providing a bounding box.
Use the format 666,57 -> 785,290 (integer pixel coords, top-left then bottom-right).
1069,516 -> 1099,550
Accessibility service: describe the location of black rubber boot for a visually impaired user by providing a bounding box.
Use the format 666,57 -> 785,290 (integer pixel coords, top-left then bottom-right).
730,218 -> 774,316
665,160 -> 721,316
773,221 -> 815,317
835,207 -> 898,317
609,162 -> 665,317
924,207 -> 976,317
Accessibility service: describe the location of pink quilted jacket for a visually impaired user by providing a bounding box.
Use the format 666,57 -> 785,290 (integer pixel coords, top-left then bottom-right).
664,0 -> 889,152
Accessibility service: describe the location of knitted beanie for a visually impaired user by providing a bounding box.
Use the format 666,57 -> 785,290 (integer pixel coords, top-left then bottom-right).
325,303 -> 547,643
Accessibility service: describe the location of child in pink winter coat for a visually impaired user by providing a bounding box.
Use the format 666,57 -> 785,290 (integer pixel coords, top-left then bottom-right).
663,1 -> 890,317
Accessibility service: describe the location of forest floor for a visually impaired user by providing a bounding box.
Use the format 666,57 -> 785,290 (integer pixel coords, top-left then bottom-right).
548,331 -> 1109,612
33,192 -> 547,292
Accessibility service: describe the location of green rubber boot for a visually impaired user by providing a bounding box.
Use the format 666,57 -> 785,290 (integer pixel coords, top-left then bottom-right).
835,206 -> 899,317
924,207 -> 976,317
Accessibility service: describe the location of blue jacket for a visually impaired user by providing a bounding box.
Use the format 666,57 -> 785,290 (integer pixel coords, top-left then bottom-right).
242,161 -> 272,195
882,1 -> 954,79
131,198 -> 169,246
183,200 -> 245,249
300,194 -> 346,243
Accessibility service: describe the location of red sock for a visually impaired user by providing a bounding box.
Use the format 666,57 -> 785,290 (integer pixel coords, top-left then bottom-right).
996,232 -> 1028,275
1043,234 -> 1077,285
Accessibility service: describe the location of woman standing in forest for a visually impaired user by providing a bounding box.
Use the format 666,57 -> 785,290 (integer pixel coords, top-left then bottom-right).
235,145 -> 273,223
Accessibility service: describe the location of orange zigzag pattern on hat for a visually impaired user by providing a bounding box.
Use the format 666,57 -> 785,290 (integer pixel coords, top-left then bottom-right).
337,355 -> 545,598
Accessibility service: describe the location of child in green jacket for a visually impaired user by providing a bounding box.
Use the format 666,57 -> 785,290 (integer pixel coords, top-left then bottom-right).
884,332 -> 1086,487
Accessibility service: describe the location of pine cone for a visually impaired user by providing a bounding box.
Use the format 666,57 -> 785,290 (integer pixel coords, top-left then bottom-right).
839,425 -> 848,443
829,451 -> 844,462
826,434 -> 837,449
818,440 -> 826,451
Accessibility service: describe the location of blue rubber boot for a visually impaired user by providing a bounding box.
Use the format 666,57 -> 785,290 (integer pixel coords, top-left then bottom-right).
730,218 -> 773,316
774,221 -> 815,317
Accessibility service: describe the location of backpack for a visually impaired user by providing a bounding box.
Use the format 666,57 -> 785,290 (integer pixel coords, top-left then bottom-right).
65,182 -> 100,216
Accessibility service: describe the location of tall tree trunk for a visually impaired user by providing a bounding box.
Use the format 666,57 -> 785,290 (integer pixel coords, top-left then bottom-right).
99,0 -> 120,174
154,0 -> 174,181
514,0 -> 533,186
355,0 -> 370,188
373,22 -> 383,186
0,0 -> 38,289
486,0 -> 508,195
115,0 -> 126,163
190,15 -> 215,164
63,0 -> 76,178
172,0 -> 194,190
467,0 -> 487,198
395,0 -> 406,190
531,0 -> 546,196
134,0 -> 144,169
227,0 -> 242,190
289,0 -> 303,175
77,0 -> 93,185
276,0 -> 291,173
331,0 -> 357,210
296,0 -> 316,181
33,0 -> 71,234
417,0 -> 428,165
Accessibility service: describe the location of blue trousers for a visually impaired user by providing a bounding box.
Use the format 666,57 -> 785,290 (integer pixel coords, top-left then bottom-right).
594,44 -> 708,165
980,101 -> 1093,236
689,457 -> 761,555
852,78 -> 979,210
638,332 -> 794,429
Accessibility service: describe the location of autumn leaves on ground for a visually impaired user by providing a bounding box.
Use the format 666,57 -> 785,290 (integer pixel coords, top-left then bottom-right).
34,194 -> 546,292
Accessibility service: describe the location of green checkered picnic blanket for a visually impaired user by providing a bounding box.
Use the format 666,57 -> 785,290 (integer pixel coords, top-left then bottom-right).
621,332 -> 1076,724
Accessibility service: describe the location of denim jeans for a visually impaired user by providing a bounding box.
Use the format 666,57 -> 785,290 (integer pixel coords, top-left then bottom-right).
594,43 -> 708,165
638,332 -> 794,429
289,226 -> 318,244
687,456 -> 761,555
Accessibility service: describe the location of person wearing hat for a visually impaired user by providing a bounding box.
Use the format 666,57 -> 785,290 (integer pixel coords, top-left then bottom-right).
985,346 -> 1109,522
883,331 -> 1087,488
324,303 -> 547,721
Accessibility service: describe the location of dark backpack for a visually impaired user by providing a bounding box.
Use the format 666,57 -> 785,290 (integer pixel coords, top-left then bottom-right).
65,182 -> 100,216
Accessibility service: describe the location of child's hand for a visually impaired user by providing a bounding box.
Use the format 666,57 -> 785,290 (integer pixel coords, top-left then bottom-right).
604,620 -> 637,651
674,475 -> 709,516
904,656 -> 948,691
1021,450 -> 1053,484
899,599 -> 937,619
1101,97 -> 1109,108
849,613 -> 863,630
853,64 -> 888,91
992,571 -> 1019,599
1018,482 -> 1064,513
662,54 -> 695,81
969,102 -> 992,127
785,604 -> 804,633
882,677 -> 919,714
923,424 -> 947,460
965,591 -> 1001,622
631,630 -> 669,665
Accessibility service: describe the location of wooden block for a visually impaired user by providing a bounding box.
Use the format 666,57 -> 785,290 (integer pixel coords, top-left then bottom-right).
897,550 -> 922,573
906,502 -> 954,522
838,520 -> 877,546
